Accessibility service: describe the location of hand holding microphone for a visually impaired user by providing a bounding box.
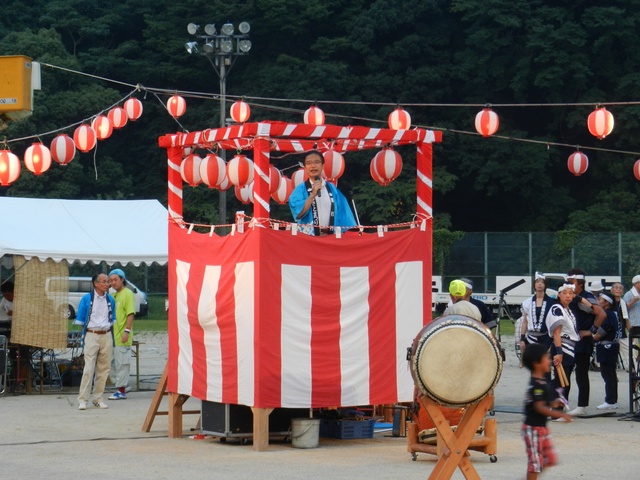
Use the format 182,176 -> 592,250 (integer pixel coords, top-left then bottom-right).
313,177 -> 322,197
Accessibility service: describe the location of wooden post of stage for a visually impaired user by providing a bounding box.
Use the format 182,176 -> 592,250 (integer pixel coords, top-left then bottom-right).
251,407 -> 274,451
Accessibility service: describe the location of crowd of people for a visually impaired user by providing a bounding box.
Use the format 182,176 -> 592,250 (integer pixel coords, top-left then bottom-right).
445,269 -> 640,480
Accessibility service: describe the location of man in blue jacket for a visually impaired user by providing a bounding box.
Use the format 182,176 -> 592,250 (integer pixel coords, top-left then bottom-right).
74,272 -> 115,410
289,150 -> 357,236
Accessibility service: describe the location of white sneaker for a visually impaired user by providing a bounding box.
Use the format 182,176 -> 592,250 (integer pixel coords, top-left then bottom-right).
553,416 -> 569,422
596,402 -> 619,410
568,406 -> 588,416
78,401 -> 87,410
93,401 -> 109,409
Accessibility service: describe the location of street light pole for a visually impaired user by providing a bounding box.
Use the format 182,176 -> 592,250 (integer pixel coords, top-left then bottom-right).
185,21 -> 252,225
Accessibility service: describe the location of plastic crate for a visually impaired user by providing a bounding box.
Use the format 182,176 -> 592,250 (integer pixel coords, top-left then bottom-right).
319,418 -> 376,439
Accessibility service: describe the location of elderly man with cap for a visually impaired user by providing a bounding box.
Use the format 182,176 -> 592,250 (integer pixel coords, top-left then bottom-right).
108,268 -> 136,400
460,278 -> 496,330
443,279 -> 482,322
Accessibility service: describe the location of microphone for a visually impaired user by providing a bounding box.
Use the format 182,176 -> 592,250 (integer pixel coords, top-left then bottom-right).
314,176 -> 321,197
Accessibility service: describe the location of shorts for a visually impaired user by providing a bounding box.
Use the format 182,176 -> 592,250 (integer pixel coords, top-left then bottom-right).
522,424 -> 558,473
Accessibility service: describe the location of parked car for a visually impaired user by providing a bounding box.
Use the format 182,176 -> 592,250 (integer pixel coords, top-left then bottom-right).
46,276 -> 148,319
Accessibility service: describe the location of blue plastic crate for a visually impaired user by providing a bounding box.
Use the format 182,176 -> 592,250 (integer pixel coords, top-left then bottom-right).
319,418 -> 376,439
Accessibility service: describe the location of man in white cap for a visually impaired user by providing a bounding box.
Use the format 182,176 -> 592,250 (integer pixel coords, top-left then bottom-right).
622,275 -> 640,351
108,268 -> 136,400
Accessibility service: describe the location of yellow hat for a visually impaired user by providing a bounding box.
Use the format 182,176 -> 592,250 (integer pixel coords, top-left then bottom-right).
449,279 -> 467,297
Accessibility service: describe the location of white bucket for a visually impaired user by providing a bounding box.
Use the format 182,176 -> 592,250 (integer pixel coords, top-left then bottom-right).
291,418 -> 320,449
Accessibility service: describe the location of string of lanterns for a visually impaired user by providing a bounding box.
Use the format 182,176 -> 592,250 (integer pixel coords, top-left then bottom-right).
2,87 -> 639,187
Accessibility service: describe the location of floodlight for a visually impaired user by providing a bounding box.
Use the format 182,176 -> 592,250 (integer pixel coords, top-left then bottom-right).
238,40 -> 252,53
204,24 -> 217,36
185,41 -> 198,54
221,23 -> 234,35
220,38 -> 233,53
203,41 -> 215,53
238,22 -> 251,34
187,23 -> 199,35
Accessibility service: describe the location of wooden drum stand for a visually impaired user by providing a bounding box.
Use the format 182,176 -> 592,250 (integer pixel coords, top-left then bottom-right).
407,394 -> 497,480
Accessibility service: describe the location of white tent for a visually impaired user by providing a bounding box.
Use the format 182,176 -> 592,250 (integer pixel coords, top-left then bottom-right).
0,197 -> 168,265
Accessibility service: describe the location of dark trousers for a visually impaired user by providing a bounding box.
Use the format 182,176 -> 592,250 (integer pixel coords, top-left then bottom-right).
599,361 -> 618,404
573,351 -> 591,407
553,362 -> 575,402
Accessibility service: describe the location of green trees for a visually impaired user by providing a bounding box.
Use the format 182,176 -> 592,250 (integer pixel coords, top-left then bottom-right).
1,0 -> 639,233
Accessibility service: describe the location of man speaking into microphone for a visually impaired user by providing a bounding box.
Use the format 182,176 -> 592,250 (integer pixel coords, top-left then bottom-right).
289,150 -> 357,236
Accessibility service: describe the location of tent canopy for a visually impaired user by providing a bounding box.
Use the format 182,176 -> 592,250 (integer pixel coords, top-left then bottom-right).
0,197 -> 168,265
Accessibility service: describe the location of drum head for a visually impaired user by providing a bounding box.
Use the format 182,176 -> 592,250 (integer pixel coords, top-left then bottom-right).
411,315 -> 503,406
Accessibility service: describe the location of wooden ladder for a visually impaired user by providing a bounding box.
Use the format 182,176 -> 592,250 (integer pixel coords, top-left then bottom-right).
142,362 -> 200,437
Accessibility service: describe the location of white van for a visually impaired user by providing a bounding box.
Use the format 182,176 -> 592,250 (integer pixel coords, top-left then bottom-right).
46,276 -> 148,319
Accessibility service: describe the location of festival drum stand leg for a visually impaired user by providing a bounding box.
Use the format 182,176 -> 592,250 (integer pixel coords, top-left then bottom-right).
419,394 -> 494,480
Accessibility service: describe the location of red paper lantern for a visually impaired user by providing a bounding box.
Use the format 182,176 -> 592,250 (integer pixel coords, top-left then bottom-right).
24,142 -> 52,175
475,107 -> 499,137
370,158 -> 385,185
199,154 -> 227,188
108,106 -> 128,129
50,134 -> 76,165
291,168 -> 308,187
167,95 -> 186,118
0,150 -> 21,186
230,100 -> 250,123
272,176 -> 294,204
633,160 -> 640,181
269,165 -> 282,195
304,106 -> 325,125
388,107 -> 411,130
124,98 -> 143,121
567,151 -> 589,176
226,154 -> 254,187
180,154 -> 202,186
322,149 -> 345,182
370,148 -> 403,186
235,183 -> 253,204
587,107 -> 614,140
91,115 -> 113,140
73,124 -> 97,152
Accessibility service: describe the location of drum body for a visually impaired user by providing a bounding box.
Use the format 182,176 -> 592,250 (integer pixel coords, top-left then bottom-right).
410,315 -> 503,406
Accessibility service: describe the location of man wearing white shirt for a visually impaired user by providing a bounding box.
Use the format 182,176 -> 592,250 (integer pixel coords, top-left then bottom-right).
622,276 -> 640,359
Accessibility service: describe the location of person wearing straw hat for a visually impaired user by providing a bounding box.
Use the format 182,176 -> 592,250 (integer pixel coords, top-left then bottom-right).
108,268 -> 135,400
545,283 -> 580,414
443,279 -> 482,321
592,291 -> 622,410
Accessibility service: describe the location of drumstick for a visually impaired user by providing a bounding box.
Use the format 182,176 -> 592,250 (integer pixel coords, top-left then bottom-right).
556,364 -> 568,388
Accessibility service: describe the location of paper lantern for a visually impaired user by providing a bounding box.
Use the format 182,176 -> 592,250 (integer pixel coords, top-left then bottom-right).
167,95 -> 186,118
291,168 -> 308,187
567,151 -> 589,176
304,106 -> 325,125
73,124 -> 97,152
217,174 -> 232,191
235,183 -> 253,204
388,107 -> 411,130
230,100 -> 250,123
587,107 -> 614,140
370,158 -> 385,185
50,134 -> 76,165
124,98 -> 143,121
226,154 -> 254,187
272,176 -> 294,204
24,142 -> 52,175
268,166 -> 282,195
634,160 -> 640,181
180,154 -> 202,186
322,149 -> 345,182
370,148 -> 403,186
108,106 -> 128,129
199,154 -> 227,188
0,150 -> 21,185
475,107 -> 499,137
91,115 -> 113,140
